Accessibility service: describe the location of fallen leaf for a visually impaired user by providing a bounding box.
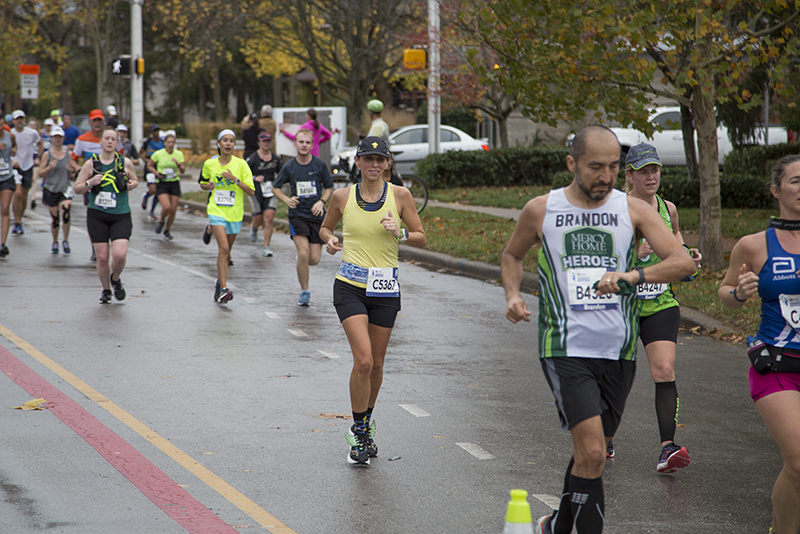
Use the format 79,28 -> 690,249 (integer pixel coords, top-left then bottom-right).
13,398 -> 48,410
313,412 -> 350,420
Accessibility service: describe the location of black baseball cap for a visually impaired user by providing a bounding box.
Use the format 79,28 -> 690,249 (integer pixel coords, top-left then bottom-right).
356,136 -> 391,158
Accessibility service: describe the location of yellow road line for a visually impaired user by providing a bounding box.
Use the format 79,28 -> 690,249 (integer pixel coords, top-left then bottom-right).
0,323 -> 297,534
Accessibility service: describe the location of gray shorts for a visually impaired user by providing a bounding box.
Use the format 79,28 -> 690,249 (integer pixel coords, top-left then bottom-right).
541,357 -> 636,436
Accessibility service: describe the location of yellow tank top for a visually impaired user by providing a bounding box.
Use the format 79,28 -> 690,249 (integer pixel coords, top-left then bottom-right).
336,183 -> 400,288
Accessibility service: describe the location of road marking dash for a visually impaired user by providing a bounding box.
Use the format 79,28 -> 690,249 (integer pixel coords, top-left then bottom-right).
531,494 -> 562,510
456,442 -> 495,460
399,404 -> 431,417
264,312 -> 280,319
288,328 -> 307,337
318,350 -> 339,359
244,297 -> 257,304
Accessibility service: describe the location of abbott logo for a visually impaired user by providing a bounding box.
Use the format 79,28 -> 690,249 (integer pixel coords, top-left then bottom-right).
774,257 -> 796,274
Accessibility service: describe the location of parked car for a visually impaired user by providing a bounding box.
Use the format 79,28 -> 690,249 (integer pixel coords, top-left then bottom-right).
333,124 -> 490,178
566,106 -> 788,166
70,114 -> 91,133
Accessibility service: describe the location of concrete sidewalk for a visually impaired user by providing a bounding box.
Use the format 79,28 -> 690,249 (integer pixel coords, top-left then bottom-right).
176,166 -> 733,335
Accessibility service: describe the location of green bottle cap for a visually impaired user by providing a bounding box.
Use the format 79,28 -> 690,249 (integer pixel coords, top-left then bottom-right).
505,489 -> 532,523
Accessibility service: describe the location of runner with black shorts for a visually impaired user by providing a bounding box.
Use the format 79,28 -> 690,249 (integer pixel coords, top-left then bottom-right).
320,136 -> 426,466
501,126 -> 694,534
246,132 -> 281,257
74,127 -> 139,303
616,143 -> 702,473
272,128 -> 333,306
39,126 -> 80,254
0,114 -> 16,258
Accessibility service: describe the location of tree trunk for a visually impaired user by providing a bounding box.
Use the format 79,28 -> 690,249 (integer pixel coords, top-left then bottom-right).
693,83 -> 724,271
498,115 -> 509,148
213,65 -> 224,124
680,104 -> 699,182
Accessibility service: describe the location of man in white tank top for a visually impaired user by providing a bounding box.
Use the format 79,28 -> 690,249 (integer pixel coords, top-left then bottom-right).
501,125 -> 695,534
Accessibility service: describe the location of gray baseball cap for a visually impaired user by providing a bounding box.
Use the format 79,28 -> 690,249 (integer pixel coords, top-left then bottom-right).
625,143 -> 662,169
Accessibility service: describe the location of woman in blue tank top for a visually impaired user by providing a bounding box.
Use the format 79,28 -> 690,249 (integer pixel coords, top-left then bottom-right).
720,154 -> 800,534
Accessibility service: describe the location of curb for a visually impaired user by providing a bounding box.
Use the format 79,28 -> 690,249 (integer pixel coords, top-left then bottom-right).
180,199 -> 730,336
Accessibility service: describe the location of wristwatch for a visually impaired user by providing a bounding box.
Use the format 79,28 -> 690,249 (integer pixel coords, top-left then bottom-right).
398,228 -> 409,242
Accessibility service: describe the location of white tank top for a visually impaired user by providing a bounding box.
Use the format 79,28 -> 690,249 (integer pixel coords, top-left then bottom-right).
537,188 -> 639,360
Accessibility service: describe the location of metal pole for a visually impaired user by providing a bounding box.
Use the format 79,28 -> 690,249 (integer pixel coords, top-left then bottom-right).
131,0 -> 144,151
764,78 -> 770,145
427,0 -> 440,155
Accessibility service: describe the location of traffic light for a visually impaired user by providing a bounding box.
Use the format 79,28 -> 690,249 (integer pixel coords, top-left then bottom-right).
111,57 -> 131,76
403,49 -> 426,70
134,57 -> 145,75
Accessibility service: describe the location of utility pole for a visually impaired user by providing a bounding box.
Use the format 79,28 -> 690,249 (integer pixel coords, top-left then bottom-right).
131,0 -> 144,150
427,0 -> 441,156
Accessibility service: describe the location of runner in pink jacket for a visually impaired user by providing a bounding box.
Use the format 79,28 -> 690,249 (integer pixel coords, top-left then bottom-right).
280,109 -> 335,158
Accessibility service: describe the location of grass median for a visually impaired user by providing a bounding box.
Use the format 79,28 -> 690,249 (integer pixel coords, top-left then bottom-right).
184,186 -> 763,338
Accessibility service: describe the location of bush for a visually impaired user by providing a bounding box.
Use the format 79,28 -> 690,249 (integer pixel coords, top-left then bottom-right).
415,146 -> 569,189
722,143 -> 800,177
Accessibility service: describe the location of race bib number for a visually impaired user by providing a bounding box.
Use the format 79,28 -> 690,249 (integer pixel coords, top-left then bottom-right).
637,283 -> 668,300
366,267 -> 399,297
566,268 -> 620,310
297,180 -> 317,198
260,180 -> 273,197
95,191 -> 117,209
214,189 -> 235,207
0,161 -> 8,173
163,167 -> 175,178
779,294 -> 800,331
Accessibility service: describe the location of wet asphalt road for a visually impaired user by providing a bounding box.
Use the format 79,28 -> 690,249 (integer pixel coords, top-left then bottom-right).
0,186 -> 780,533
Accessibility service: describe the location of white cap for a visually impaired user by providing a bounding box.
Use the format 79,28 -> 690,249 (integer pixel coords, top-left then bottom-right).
44,118 -> 54,126
107,105 -> 117,116
11,110 -> 25,119
116,123 -> 128,132
50,126 -> 65,137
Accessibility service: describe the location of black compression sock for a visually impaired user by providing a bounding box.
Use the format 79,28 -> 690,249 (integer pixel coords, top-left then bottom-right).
552,457 -> 575,534
569,474 -> 604,534
655,381 -> 679,444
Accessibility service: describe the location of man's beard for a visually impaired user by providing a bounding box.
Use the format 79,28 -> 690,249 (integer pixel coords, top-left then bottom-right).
576,173 -> 612,201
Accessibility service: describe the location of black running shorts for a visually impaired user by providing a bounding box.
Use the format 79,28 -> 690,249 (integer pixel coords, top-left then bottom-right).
87,209 -> 132,243
639,305 -> 680,346
541,357 -> 636,436
333,278 -> 401,328
289,216 -> 324,244
42,188 -> 70,207
155,180 -> 181,197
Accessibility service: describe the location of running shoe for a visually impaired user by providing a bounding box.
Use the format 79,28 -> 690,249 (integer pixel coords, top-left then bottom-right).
51,242 -> 59,254
606,440 -> 615,459
141,192 -> 148,210
228,259 -> 234,266
17,223 -> 23,235
155,221 -> 164,234
345,425 -> 370,466
11,223 -> 20,235
213,279 -> 221,302
249,226 -> 257,243
90,249 -> 96,262
298,290 -> 310,306
202,224 -> 212,245
218,287 -> 233,303
30,199 -> 36,209
110,275 -> 126,301
62,241 -> 71,255
99,289 -> 112,304
657,442 -> 690,474
148,212 -> 157,221
0,244 -> 8,257
366,421 -> 378,457
163,230 -> 173,240
262,246 -> 273,257
535,514 -> 555,534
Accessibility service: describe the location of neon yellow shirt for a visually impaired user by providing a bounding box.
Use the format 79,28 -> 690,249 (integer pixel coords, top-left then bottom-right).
201,156 -> 254,222
150,148 -> 185,182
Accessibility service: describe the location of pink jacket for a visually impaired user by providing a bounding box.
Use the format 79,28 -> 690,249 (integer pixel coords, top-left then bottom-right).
282,120 -> 332,157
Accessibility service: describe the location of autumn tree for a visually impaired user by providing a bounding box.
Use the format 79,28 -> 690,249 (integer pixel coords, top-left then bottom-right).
244,0 -> 419,143
456,0 -> 800,270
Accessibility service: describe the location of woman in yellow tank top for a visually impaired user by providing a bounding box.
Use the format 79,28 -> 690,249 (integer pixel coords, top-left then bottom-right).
320,136 -> 426,466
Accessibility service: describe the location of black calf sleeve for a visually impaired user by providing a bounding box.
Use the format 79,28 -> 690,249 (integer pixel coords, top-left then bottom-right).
655,380 -> 679,443
51,212 -> 60,229
62,204 -> 71,225
569,474 -> 604,534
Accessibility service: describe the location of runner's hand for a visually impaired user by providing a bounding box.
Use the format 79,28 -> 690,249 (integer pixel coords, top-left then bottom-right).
325,236 -> 341,255
505,296 -> 532,324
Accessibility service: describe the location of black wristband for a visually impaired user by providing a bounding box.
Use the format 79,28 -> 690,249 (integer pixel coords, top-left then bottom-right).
636,267 -> 645,285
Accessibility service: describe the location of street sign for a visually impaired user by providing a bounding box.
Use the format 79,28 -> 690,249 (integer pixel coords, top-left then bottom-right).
19,64 -> 39,100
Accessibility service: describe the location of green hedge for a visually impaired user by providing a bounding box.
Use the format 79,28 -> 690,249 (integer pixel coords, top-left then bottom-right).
722,142 -> 800,177
415,147 -> 569,189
